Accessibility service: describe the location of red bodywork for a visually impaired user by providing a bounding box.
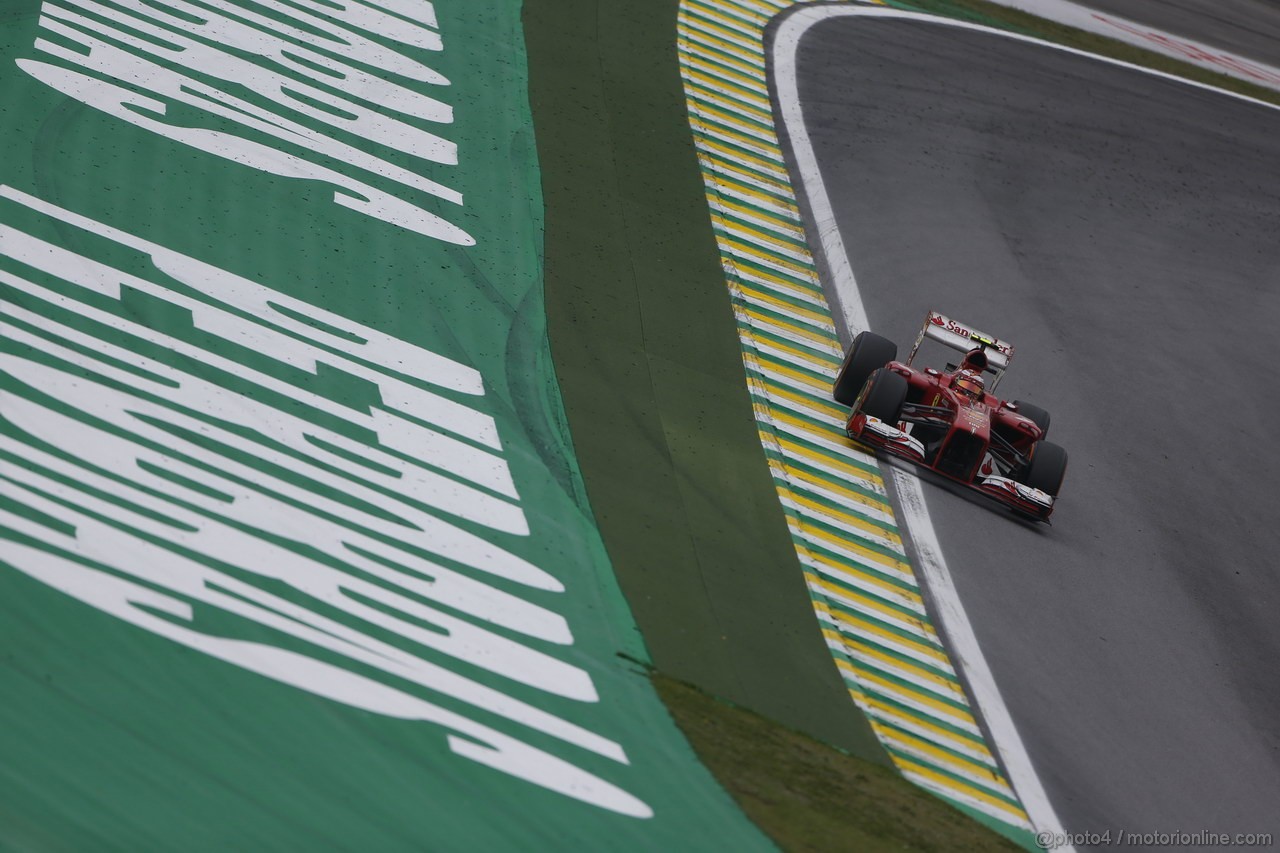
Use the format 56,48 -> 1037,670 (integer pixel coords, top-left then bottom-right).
846,354 -> 1056,520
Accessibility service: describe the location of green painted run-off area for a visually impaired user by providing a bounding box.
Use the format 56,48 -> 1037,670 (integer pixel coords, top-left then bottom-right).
0,0 -> 769,847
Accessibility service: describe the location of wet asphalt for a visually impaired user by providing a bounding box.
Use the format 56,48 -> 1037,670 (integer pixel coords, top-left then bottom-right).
1071,0 -> 1280,69
792,14 -> 1280,847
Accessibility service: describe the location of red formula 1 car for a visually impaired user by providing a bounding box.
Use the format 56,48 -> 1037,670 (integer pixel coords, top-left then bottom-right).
833,311 -> 1067,521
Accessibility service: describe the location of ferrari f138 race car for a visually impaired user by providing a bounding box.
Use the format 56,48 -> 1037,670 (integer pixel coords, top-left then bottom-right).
833,311 -> 1067,521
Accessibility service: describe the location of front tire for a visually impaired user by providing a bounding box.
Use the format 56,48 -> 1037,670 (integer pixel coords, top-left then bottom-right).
833,331 -> 897,406
855,368 -> 908,424
1018,440 -> 1067,496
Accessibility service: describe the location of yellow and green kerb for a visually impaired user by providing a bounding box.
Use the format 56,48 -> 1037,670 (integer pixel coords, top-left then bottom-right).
677,0 -> 1035,838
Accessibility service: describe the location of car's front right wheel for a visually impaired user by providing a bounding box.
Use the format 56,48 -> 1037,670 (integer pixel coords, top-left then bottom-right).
855,367 -> 908,424
833,331 -> 897,406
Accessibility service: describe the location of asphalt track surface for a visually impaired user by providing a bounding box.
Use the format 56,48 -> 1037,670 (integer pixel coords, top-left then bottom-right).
792,16 -> 1280,846
1070,0 -> 1280,69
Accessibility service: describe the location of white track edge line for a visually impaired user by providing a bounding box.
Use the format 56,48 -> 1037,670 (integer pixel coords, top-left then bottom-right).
890,465 -> 1066,839
773,4 -> 1084,844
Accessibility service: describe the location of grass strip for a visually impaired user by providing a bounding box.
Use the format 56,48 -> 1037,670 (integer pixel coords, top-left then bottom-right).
654,674 -> 1024,852
524,0 -> 891,761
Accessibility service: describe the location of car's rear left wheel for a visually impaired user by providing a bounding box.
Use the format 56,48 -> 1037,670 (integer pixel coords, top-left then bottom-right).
1013,400 -> 1051,439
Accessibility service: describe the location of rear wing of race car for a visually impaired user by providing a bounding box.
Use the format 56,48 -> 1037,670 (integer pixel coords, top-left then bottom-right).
906,310 -> 1015,389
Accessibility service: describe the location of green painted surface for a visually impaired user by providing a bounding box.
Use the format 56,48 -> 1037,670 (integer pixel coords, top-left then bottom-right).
0,0 -> 769,848
526,0 -> 889,763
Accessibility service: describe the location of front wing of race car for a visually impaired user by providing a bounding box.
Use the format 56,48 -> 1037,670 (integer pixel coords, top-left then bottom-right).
848,413 -> 1056,521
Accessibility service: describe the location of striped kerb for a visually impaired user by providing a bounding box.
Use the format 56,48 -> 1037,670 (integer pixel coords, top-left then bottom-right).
677,0 -> 1035,834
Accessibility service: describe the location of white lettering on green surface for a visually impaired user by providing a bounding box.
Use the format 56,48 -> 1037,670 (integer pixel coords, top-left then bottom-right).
0,187 -> 652,818
20,0 -> 474,244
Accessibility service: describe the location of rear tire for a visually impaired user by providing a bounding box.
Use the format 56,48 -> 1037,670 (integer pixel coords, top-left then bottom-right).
1019,440 -> 1067,496
1013,400 -> 1051,439
833,331 -> 897,406
856,368 -> 908,424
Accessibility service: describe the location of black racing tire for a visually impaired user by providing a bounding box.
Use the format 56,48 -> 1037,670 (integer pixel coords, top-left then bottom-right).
1013,400 -> 1051,439
1019,440 -> 1068,497
855,368 -> 908,424
833,331 -> 898,406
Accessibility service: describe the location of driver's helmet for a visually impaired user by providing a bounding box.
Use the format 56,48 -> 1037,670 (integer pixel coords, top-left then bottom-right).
952,369 -> 985,401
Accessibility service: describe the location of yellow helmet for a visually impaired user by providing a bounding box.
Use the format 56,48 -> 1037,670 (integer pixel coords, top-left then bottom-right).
953,369 -> 985,401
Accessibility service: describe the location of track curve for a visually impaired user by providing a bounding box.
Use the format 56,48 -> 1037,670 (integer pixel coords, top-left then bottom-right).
1064,0 -> 1280,69
793,14 -> 1280,844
